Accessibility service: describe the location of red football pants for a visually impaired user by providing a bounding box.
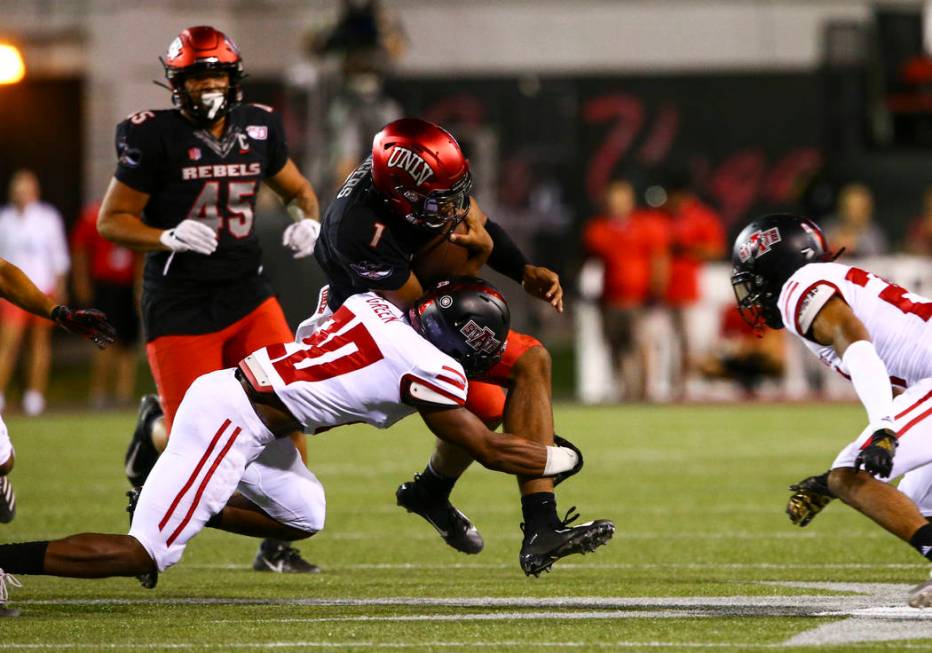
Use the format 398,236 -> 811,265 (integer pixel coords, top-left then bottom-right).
146,297 -> 293,431
465,330 -> 542,427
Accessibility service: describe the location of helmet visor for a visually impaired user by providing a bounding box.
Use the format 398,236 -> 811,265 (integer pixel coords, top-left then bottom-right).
731,271 -> 766,330
412,171 -> 473,230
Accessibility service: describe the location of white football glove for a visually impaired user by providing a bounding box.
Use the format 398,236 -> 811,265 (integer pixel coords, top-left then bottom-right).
282,219 -> 321,259
159,220 -> 218,256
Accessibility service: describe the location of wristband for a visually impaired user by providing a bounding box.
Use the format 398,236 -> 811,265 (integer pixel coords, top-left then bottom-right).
485,220 -> 529,282
544,445 -> 580,476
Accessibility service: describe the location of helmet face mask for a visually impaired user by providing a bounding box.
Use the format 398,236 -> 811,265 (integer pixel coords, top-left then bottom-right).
371,119 -> 472,231
161,27 -> 244,126
409,277 -> 510,378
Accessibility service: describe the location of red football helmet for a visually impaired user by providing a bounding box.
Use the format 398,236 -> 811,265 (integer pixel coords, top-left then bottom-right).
371,118 -> 473,230
161,26 -> 244,124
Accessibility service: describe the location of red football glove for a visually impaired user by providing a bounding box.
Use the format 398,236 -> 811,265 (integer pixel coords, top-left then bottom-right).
51,305 -> 117,349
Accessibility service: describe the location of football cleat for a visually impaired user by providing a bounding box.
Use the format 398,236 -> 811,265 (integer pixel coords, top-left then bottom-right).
252,539 -> 320,574
126,487 -> 158,589
909,571 -> 932,608
124,394 -> 163,487
0,476 -> 15,524
396,477 -> 484,554
519,507 -> 615,577
0,569 -> 21,618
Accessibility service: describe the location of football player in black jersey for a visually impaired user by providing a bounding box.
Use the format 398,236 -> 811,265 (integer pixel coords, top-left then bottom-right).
97,26 -> 322,575
315,118 -> 613,576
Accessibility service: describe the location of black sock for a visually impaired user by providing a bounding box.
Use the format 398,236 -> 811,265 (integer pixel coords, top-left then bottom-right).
0,541 -> 49,574
910,524 -> 932,561
414,463 -> 457,502
521,492 -> 559,531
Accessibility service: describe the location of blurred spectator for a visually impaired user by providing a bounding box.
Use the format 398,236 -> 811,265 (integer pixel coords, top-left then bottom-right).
71,202 -> 141,409
822,183 -> 889,258
0,170 -> 70,415
697,305 -> 785,398
661,171 -> 726,398
582,179 -> 670,401
311,0 -> 406,195
905,185 -> 932,255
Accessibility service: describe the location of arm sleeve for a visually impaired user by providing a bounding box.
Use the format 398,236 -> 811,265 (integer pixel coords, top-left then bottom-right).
113,118 -> 161,194
842,340 -> 896,428
485,219 -> 529,282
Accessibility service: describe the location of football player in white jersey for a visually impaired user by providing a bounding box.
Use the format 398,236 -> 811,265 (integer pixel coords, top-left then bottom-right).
0,278 -> 612,608
731,213 -> 932,607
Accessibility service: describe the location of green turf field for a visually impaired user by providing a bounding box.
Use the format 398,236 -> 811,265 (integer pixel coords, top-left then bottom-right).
2,402 -> 931,651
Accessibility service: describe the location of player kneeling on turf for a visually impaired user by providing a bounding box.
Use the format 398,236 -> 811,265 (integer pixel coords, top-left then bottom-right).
0,278 -> 607,610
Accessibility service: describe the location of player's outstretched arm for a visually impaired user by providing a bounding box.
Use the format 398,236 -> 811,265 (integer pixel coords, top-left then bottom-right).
810,297 -> 897,476
417,405 -> 578,478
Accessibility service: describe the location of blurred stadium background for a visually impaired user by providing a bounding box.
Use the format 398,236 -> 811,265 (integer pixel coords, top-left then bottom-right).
2,0 -> 932,407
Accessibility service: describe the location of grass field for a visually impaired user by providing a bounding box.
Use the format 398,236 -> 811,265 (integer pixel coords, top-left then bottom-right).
2,402 -> 932,651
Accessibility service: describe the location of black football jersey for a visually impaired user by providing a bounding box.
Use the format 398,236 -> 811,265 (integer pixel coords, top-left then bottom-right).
315,158 -> 436,309
113,104 -> 288,339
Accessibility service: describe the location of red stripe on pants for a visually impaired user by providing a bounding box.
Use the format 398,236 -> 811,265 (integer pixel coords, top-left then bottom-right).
896,390 -> 932,421
167,426 -> 242,546
159,419 -> 231,531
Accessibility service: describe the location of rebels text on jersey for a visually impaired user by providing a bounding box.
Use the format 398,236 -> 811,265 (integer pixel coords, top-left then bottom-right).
238,292 -> 468,432
779,262 -> 932,388
114,104 -> 288,338
314,158 -> 438,309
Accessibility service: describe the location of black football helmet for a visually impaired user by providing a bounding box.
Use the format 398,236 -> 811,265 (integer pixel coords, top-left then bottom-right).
161,26 -> 245,125
731,214 -> 830,329
409,277 -> 510,378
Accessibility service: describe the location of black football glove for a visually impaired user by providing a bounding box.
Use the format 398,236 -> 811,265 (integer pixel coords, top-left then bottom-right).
51,305 -> 117,349
551,434 -> 583,486
854,428 -> 898,478
786,471 -> 834,527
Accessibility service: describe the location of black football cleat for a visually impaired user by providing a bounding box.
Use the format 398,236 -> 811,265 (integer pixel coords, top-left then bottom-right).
124,394 -> 163,487
0,569 -> 21,617
126,487 -> 158,589
0,476 -> 15,524
252,539 -> 320,574
396,477 -> 484,554
519,507 -> 615,577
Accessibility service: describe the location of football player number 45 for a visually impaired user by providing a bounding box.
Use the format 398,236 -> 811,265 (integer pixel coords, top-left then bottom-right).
187,180 -> 256,239
845,267 -> 932,321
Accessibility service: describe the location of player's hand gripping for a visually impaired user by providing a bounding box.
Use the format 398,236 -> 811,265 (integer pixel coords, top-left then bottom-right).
159,219 -> 218,256
51,305 -> 117,349
786,471 -> 834,527
854,427 -> 898,478
283,219 -> 321,259
522,265 -> 564,313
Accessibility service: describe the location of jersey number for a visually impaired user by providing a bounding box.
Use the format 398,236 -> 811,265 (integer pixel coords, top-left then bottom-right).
268,307 -> 384,384
187,181 -> 256,239
845,267 -> 932,321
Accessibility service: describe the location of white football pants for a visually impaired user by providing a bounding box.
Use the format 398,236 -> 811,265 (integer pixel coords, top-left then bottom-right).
832,377 -> 932,513
128,369 -> 325,571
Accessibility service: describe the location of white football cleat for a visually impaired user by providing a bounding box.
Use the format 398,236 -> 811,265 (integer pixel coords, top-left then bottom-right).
908,571 -> 932,608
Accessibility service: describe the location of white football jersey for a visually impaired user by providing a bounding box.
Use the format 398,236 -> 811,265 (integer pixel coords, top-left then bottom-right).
778,262 -> 932,388
238,292 -> 468,433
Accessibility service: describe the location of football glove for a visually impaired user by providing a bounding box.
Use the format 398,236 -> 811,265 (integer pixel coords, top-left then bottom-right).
551,434 -> 583,486
282,219 -> 321,259
854,428 -> 898,478
786,471 -> 834,527
159,219 -> 218,256
51,305 -> 117,349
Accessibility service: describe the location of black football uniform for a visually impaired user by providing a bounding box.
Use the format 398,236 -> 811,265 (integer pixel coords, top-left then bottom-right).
113,104 -> 288,340
315,158 -> 436,309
